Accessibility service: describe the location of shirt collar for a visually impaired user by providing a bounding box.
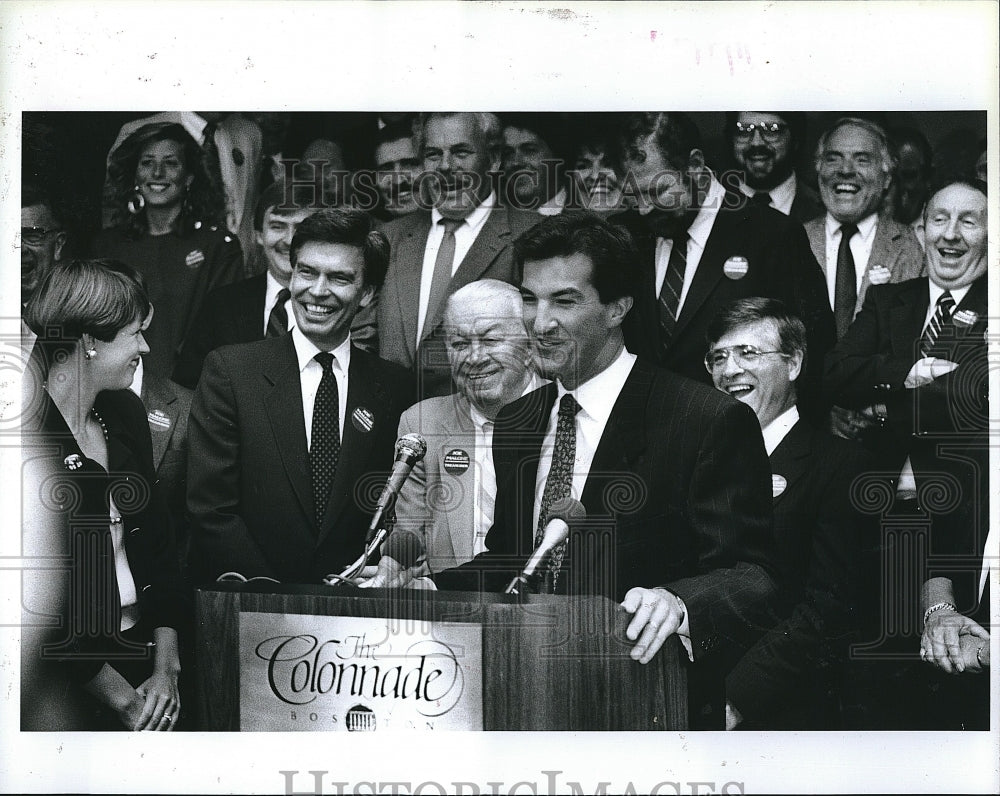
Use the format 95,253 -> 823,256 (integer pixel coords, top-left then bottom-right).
556,347 -> 636,427
825,211 -> 879,240
687,174 -> 726,251
928,280 -> 970,311
431,192 -> 496,234
265,271 -> 292,312
466,371 -> 546,429
538,187 -> 568,216
761,404 -> 800,456
181,111 -> 209,145
736,170 -> 796,203
129,357 -> 144,397
291,326 -> 352,374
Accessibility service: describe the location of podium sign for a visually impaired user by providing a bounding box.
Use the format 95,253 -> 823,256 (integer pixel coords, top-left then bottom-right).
239,612 -> 483,731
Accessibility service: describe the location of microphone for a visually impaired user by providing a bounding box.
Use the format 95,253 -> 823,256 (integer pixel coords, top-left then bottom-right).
362,530 -> 427,588
364,433 -> 428,546
505,497 -> 586,595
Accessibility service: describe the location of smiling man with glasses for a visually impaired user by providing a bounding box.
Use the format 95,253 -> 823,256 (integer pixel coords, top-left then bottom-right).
727,111 -> 823,223
21,183 -> 67,306
706,296 -> 875,730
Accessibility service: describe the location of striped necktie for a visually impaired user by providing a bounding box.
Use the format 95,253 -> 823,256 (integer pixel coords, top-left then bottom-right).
920,291 -> 956,358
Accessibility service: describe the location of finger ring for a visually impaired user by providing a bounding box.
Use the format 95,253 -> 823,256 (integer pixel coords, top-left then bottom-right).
163,715 -> 172,723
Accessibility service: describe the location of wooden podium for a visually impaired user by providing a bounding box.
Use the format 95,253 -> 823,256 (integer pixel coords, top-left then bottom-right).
196,583 -> 687,731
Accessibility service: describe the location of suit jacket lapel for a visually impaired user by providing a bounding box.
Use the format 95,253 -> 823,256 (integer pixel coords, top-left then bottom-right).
672,210 -> 742,341
767,420 -> 813,508
397,215 -> 432,358
509,383 -> 557,553
857,217 -> 896,315
806,218 -> 827,275
890,278 -> 930,359
318,348 -> 388,544
141,377 -> 180,470
439,397 -> 477,563
239,275 -> 268,342
263,336 -> 314,526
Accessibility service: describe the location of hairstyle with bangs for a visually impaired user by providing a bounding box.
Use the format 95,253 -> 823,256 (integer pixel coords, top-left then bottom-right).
25,259 -> 151,373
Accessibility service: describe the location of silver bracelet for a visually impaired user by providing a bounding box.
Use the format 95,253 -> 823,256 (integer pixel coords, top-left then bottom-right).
922,601 -> 958,628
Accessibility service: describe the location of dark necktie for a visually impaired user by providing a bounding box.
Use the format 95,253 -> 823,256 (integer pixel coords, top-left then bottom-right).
201,120 -> 225,198
535,393 -> 581,593
657,232 -> 689,348
750,191 -> 773,208
266,288 -> 291,338
421,218 -> 464,344
834,223 -> 859,339
920,291 -> 956,358
310,352 -> 341,525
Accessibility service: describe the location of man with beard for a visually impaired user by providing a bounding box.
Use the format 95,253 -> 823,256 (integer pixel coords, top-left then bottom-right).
378,112 -> 540,399
20,185 -> 68,351
611,112 -> 834,416
727,111 -> 823,223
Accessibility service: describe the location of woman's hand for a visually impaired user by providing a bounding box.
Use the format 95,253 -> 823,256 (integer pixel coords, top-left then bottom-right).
920,609 -> 989,674
135,670 -> 180,731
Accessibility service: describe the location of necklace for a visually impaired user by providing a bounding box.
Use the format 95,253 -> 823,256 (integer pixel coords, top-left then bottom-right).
89,407 -> 122,526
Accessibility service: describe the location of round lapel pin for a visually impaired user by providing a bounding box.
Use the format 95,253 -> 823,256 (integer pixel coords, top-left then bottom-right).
443,449 -> 471,475
723,256 -> 749,280
351,406 -> 375,433
771,474 -> 787,497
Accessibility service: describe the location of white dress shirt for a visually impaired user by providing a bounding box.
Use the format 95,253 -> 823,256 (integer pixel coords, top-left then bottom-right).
292,327 -> 351,450
537,186 -> 568,216
761,405 -> 800,456
737,171 -> 798,216
262,271 -> 294,336
823,212 -> 879,308
653,175 -> 726,314
416,194 -> 496,342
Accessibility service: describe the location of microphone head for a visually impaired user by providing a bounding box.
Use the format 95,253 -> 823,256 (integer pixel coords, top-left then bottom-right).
395,433 -> 427,463
381,529 -> 426,569
545,496 -> 587,524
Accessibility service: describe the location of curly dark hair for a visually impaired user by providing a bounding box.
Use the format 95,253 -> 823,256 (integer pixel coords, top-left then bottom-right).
107,121 -> 225,238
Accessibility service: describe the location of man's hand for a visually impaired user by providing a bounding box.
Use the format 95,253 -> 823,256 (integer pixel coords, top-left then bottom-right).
358,556 -> 428,589
904,357 -> 959,389
828,404 -> 878,440
958,629 -> 990,673
621,587 -> 685,664
725,700 -> 744,731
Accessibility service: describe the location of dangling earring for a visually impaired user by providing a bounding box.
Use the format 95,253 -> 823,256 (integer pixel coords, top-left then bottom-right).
84,347 -> 97,361
127,186 -> 145,215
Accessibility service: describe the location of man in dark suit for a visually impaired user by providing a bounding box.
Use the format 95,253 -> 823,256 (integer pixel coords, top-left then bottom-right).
824,180 -> 989,727
726,111 -> 823,223
704,297 -> 874,730
421,214 -> 778,726
611,112 -> 834,416
377,112 -> 540,399
187,208 -> 413,584
172,175 -> 341,389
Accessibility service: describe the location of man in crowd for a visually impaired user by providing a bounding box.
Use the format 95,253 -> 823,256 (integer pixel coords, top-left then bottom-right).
727,111 -> 823,222
611,112 -> 834,415
372,119 -> 422,220
377,112 -> 540,399
501,113 -> 572,215
172,174 -> 343,388
393,279 -> 542,572
824,179 -> 989,726
21,184 -> 67,350
420,213 -> 778,727
187,208 -> 413,584
705,298 -> 874,730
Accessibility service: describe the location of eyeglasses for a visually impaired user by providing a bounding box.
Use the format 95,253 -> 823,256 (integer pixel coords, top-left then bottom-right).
704,344 -> 787,373
20,227 -> 61,246
734,121 -> 789,143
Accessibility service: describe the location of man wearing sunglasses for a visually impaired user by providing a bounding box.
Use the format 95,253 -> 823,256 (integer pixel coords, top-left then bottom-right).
706,296 -> 874,730
21,184 -> 68,352
727,111 -> 823,223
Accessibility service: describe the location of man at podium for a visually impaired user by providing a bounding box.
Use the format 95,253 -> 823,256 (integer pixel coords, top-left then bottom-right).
378,212 -> 778,727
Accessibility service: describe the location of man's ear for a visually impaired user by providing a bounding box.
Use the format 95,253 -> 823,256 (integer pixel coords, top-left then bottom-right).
606,294 -> 634,328
358,284 -> 377,309
53,232 -> 67,261
787,349 -> 804,383
688,148 -> 706,171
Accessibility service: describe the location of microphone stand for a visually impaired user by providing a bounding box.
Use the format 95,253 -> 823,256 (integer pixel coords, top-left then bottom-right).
323,510 -> 395,587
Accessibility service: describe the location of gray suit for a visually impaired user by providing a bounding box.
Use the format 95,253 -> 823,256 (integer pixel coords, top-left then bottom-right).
377,206 -> 539,399
804,213 -> 925,322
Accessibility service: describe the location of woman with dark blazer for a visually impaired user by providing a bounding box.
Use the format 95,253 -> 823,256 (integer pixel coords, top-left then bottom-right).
22,259 -> 187,730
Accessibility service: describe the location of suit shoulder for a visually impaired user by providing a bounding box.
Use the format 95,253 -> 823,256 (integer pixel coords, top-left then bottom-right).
208,335 -> 289,368
400,394 -> 459,426
382,211 -> 427,239
503,207 -> 544,235
205,273 -> 266,303
867,275 -> 925,302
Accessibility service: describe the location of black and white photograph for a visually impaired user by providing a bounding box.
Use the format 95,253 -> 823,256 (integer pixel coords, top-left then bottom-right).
1,2 -> 997,794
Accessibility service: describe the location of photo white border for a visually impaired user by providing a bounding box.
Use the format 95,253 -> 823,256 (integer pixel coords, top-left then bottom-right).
1,2 -> 997,794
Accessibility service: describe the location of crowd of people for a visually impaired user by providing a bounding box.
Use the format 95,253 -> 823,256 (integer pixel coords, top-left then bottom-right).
19,110 -> 990,732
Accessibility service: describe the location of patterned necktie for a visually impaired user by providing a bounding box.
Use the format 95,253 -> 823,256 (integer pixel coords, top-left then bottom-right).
834,223 -> 859,339
750,191 -> 773,208
920,291 -> 956,358
421,218 -> 464,344
535,393 -> 581,592
657,232 -> 689,348
266,288 -> 291,338
310,352 -> 340,525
